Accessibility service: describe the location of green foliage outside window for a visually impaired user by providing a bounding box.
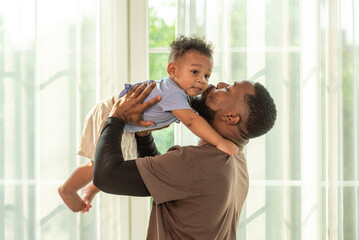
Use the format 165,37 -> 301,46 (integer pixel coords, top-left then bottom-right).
149,7 -> 175,48
148,5 -> 176,154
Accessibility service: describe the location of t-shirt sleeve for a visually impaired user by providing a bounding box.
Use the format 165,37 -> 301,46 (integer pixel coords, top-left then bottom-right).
158,91 -> 191,112
135,146 -> 194,204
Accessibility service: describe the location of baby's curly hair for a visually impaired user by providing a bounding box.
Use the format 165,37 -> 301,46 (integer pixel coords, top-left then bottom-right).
169,35 -> 214,62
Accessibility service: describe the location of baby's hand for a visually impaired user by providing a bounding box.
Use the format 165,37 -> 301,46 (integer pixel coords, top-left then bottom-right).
217,139 -> 239,156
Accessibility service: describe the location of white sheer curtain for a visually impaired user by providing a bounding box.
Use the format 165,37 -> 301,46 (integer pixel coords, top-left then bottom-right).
2,0 -> 99,239
175,0 -> 359,239
1,0 -> 149,239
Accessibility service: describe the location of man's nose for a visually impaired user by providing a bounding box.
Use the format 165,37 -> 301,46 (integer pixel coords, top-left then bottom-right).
216,82 -> 229,89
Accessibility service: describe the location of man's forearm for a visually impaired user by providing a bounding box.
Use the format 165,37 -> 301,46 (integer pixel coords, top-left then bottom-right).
93,117 -> 150,196
135,133 -> 161,157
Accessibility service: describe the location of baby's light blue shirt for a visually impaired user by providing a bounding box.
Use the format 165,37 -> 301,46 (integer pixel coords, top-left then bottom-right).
120,76 -> 192,132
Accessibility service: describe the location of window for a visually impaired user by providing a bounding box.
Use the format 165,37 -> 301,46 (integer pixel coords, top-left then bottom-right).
1,0 -> 358,239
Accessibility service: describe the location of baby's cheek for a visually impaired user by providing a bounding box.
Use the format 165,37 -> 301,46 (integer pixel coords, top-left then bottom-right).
186,90 -> 198,97
185,89 -> 192,96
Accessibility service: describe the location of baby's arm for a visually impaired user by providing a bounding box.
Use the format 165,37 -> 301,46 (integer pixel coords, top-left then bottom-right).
172,109 -> 239,156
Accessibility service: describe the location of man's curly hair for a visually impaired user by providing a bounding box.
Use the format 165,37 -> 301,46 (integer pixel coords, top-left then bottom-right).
245,82 -> 277,138
169,35 -> 214,62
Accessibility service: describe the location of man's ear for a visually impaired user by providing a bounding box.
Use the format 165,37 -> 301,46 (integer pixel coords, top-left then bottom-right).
167,62 -> 176,78
221,113 -> 240,125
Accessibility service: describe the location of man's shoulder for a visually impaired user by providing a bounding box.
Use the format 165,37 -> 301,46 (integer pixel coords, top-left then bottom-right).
166,144 -> 225,159
168,144 -> 247,165
168,143 -> 213,150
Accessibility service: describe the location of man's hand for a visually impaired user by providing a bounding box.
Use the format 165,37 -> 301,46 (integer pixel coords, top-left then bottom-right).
110,82 -> 161,127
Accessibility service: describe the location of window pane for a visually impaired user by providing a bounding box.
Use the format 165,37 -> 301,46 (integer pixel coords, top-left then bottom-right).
343,187 -> 357,239
265,0 -> 300,47
357,47 -> 359,182
231,53 -> 247,81
40,185 -> 77,240
259,52 -> 301,181
239,186 -> 301,239
149,53 -> 169,80
148,0 -> 175,153
340,0 -> 356,181
342,49 -> 355,181
5,185 -> 36,239
148,0 -> 175,48
152,125 -> 174,154
230,0 -> 247,47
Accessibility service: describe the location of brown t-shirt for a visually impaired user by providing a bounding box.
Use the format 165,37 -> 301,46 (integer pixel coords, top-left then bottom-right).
135,143 -> 249,240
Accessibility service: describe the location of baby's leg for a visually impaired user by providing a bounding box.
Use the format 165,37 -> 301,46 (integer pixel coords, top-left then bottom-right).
79,161 -> 100,212
82,182 -> 100,205
58,161 -> 93,212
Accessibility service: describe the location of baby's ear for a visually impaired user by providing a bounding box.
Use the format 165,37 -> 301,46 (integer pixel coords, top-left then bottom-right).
221,113 -> 240,124
167,62 -> 176,78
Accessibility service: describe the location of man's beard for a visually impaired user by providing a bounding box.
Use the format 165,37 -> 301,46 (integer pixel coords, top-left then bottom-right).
189,85 -> 216,124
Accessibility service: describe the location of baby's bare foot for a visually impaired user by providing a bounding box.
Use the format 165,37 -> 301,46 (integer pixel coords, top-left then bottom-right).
82,183 -> 100,206
58,185 -> 86,212
81,202 -> 92,213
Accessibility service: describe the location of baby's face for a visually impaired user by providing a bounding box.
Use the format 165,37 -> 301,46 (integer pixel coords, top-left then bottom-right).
173,51 -> 213,97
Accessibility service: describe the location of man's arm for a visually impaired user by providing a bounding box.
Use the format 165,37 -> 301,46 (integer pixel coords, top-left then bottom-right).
93,82 -> 161,196
172,109 -> 239,156
135,133 -> 161,158
93,117 -> 151,196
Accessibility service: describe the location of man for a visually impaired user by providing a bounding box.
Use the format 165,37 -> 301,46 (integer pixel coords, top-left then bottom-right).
93,80 -> 276,239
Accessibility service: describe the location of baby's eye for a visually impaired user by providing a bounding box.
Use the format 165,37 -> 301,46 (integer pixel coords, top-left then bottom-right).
204,75 -> 210,80
192,70 -> 198,75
